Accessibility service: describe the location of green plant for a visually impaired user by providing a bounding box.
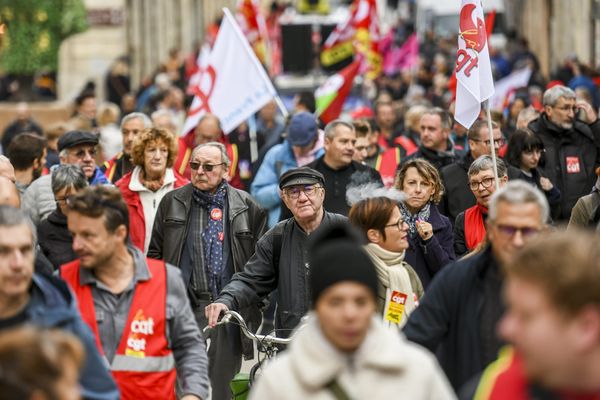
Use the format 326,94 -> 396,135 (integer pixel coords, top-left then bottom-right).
0,0 -> 88,74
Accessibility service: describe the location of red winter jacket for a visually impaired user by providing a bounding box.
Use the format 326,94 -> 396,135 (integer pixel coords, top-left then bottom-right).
116,169 -> 188,252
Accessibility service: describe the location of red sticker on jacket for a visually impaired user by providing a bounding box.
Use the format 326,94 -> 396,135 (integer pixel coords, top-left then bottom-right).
210,209 -> 222,220
218,232 -> 224,241
566,157 -> 581,174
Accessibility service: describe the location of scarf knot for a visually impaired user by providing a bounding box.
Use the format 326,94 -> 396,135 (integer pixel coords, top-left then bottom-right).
399,202 -> 431,237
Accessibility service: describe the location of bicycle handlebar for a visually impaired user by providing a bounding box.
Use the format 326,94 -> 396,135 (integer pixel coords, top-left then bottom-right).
204,310 -> 296,345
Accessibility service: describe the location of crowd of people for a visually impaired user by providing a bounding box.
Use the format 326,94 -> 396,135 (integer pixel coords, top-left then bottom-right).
0,12 -> 600,400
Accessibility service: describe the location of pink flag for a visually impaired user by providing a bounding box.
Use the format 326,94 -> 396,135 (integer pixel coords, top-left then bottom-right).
454,0 -> 494,128
383,33 -> 419,76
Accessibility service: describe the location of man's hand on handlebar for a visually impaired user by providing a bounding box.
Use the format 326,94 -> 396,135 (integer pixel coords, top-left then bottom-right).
204,302 -> 229,327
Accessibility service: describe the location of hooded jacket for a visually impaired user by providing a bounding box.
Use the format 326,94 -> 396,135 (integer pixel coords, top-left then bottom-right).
249,314 -> 456,400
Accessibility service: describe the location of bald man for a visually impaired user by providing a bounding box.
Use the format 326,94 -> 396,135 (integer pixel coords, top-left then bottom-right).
0,176 -> 20,208
0,155 -> 16,183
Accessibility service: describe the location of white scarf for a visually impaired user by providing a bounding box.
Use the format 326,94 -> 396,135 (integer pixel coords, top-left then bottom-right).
364,243 -> 417,329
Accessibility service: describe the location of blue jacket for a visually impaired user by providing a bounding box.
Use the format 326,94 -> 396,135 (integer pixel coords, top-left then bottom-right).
24,274 -> 120,400
89,166 -> 111,185
404,204 -> 456,289
251,141 -> 325,227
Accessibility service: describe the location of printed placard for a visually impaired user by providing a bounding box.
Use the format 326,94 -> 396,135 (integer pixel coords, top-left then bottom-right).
385,291 -> 408,324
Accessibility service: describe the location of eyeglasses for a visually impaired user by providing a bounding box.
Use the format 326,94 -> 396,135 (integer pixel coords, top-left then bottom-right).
283,185 -> 321,199
471,137 -> 505,147
55,195 -> 73,205
71,148 -> 97,159
494,224 -> 541,238
385,218 -> 406,231
189,161 -> 225,172
469,177 -> 495,191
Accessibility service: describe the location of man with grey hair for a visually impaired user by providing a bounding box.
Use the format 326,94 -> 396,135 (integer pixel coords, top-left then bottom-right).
281,119 -> 382,217
148,141 -> 267,399
528,84 -> 600,220
22,130 -> 110,225
453,155 -> 509,257
102,112 -> 152,183
404,180 -> 549,392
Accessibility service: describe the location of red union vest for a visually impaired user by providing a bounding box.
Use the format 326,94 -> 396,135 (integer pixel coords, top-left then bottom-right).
61,259 -> 176,400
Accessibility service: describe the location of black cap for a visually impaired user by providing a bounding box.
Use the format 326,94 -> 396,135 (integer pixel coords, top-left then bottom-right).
58,130 -> 99,152
279,167 -> 325,190
309,222 -> 379,305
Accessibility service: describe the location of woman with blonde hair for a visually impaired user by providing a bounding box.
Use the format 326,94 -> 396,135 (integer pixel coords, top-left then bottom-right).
395,158 -> 455,288
115,127 -> 188,253
349,196 -> 423,329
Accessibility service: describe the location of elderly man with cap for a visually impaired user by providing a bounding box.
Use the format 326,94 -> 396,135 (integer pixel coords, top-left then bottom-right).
22,130 -> 110,225
251,112 -> 325,227
206,166 -> 347,334
249,222 -> 455,399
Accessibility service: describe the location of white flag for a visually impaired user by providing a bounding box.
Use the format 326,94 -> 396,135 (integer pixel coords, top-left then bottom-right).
454,0 -> 495,128
182,8 -> 277,135
489,67 -> 532,111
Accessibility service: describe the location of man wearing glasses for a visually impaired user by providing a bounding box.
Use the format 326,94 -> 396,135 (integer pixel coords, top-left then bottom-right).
22,130 -> 110,225
148,142 -> 267,400
528,84 -> 600,221
404,180 -> 548,393
205,167 -> 347,332
453,156 -> 509,257
440,120 -> 518,225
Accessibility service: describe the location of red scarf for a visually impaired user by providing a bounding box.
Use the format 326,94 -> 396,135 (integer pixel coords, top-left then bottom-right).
465,204 -> 488,250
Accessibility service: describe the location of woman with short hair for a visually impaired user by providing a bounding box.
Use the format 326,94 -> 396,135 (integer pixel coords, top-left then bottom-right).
37,164 -> 88,270
115,127 -> 188,253
349,196 -> 423,329
395,158 -> 455,288
505,129 -> 561,219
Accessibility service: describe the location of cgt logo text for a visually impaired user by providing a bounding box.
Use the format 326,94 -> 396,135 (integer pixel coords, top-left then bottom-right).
126,317 -> 155,354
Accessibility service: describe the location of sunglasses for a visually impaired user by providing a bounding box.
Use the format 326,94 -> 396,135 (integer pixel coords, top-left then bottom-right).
189,162 -> 225,172
495,224 -> 540,238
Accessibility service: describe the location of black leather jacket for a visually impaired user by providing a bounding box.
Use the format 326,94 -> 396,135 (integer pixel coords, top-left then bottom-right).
148,183 -> 267,358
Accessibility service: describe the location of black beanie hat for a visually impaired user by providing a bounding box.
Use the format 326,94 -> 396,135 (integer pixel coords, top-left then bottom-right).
309,223 -> 379,305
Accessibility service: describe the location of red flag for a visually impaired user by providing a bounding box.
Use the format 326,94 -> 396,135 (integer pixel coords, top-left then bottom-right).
321,0 -> 382,79
236,0 -> 269,65
315,60 -> 361,123
353,0 -> 382,80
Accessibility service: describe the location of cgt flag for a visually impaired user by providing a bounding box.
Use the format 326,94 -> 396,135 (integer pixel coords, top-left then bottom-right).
315,59 -> 360,123
182,8 -> 277,135
454,0 -> 494,128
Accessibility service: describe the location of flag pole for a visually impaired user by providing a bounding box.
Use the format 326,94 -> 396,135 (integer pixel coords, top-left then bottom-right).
485,100 -> 500,190
274,95 -> 289,118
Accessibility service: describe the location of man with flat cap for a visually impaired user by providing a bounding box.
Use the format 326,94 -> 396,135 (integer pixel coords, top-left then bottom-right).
206,166 -> 347,334
22,130 -> 110,224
